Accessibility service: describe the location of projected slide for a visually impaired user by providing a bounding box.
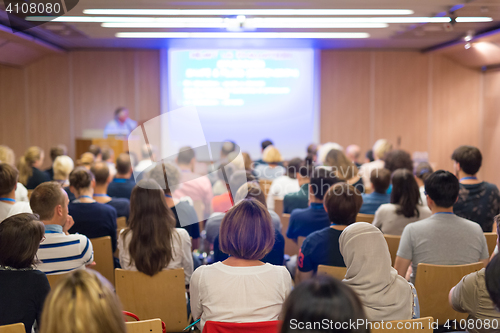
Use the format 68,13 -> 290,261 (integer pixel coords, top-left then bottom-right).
167,49 -> 315,159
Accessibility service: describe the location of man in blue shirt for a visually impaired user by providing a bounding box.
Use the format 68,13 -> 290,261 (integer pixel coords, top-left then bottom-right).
103,107 -> 138,138
360,168 -> 391,214
107,153 -> 136,200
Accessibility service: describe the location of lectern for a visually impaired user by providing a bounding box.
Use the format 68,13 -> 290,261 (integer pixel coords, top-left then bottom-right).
75,137 -> 128,161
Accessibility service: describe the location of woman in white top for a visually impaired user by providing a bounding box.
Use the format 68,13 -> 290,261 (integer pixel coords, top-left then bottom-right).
190,199 -> 292,330
373,169 -> 431,235
118,179 -> 193,285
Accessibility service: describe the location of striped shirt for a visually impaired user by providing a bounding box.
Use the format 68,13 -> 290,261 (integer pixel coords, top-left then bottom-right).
36,224 -> 94,275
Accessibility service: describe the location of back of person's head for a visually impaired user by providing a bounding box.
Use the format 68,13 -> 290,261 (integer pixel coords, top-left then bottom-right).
325,149 -> 358,180
324,183 -> 363,226
221,141 -> 236,158
451,145 -> 482,175
18,146 -> 44,186
0,163 -> 18,197
309,168 -> 339,201
370,168 -> 391,194
415,162 -> 434,182
126,179 -> 176,276
230,170 -> 256,194
485,250 -> 500,309
148,162 -> 181,194
384,150 -> 413,173
177,146 -> 195,165
101,147 -> 114,162
88,145 -> 101,158
53,155 -> 74,181
69,166 -> 94,192
90,162 -> 110,186
317,143 -> 343,165
280,275 -> 368,333
30,182 -> 66,221
116,153 -> 132,175
424,170 -> 460,208
78,152 -> 95,168
235,182 -> 266,207
365,150 -> 374,163
220,199 -> 274,260
242,152 -> 253,171
40,270 -> 126,333
50,145 -> 67,162
307,144 -> 318,156
372,139 -> 392,161
262,145 -> 282,164
391,169 -> 421,218
261,139 -> 273,151
0,145 -> 15,165
0,213 -> 44,269
287,158 -> 303,179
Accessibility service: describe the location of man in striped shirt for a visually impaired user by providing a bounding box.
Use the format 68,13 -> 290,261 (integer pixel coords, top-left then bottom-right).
30,182 -> 94,275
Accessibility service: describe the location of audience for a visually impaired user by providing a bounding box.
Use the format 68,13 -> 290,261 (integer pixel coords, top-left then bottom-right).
101,147 -> 116,177
91,162 -> 130,220
372,169 -> 431,235
395,170 -> 489,284
40,270 -> 126,333
68,167 -> 118,252
414,161 -> 434,206
266,157 -> 301,211
340,223 -> 417,322
118,179 -> 193,284
280,275 -> 368,333
365,149 -> 374,163
297,183 -> 362,282
485,249 -> 500,310
18,146 -> 50,190
77,152 -> 95,170
346,144 -> 362,168
107,153 -> 136,200
0,213 -> 50,333
52,155 -> 74,187
242,152 -> 255,175
45,145 -> 67,180
88,145 -> 102,162
324,149 -> 364,193
360,168 -> 391,214
190,199 -> 292,330
254,146 -> 286,180
359,139 -> 392,192
317,142 -> 343,166
452,145 -> 500,232
254,139 -> 274,166
283,163 -> 312,214
133,144 -> 155,176
0,163 -> 32,221
384,149 -> 414,174
30,182 -> 94,274
306,143 -> 318,164
0,146 -> 29,202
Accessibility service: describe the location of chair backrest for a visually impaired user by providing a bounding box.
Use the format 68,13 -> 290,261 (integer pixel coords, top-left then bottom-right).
370,317 -> 434,333
125,319 -> 163,333
415,262 -> 484,324
259,179 -> 273,198
281,214 -> 299,256
115,268 -> 187,332
383,235 -> 401,266
317,265 -> 347,280
274,198 -> 284,217
116,216 -> 127,231
356,213 -> 375,223
0,323 -> 25,333
46,272 -> 72,289
90,236 -> 115,286
484,232 -> 497,256
202,320 -> 281,333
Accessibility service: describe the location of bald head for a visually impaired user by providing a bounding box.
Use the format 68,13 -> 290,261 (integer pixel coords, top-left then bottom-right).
346,145 -> 361,164
90,162 -> 111,185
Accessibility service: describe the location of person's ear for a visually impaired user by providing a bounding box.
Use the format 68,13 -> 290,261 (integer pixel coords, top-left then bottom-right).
323,203 -> 328,213
56,204 -> 63,217
107,174 -> 113,184
91,179 -> 96,188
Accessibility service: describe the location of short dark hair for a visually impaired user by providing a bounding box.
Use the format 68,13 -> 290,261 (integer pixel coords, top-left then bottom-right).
307,144 -> 317,155
391,169 -> 421,218
116,153 -> 132,175
30,182 -> 66,221
384,150 -> 413,173
50,145 -> 67,162
0,163 -> 18,196
287,158 -> 302,179
69,167 -> 94,191
177,147 -> 195,165
452,145 -> 482,175
88,145 -> 101,157
365,150 -> 374,162
309,168 -> 339,200
219,199 -> 274,260
261,140 -> 273,151
324,183 -> 363,225
114,107 -> 127,117
486,252 -> 500,309
90,162 -> 110,185
424,170 -> 460,208
0,213 -> 44,269
415,162 -> 434,181
280,275 -> 368,333
101,147 -> 114,161
370,168 -> 391,194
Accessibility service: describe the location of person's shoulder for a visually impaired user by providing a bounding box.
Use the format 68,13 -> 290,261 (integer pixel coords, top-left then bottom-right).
304,227 -> 332,244
110,197 -> 130,205
291,206 -> 310,217
376,203 -> 397,213
269,210 -> 280,219
484,181 -> 500,192
174,227 -> 190,239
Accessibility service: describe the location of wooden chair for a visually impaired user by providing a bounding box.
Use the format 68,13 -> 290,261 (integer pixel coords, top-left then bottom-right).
274,198 -> 284,217
484,232 -> 497,256
115,268 -> 188,332
116,216 -> 127,231
383,235 -> 401,266
90,236 -> 115,286
125,319 -> 163,333
371,317 -> 434,333
259,179 -> 273,199
0,323 -> 25,333
46,272 -> 72,289
317,264 -> 347,280
356,213 -> 375,223
415,262 -> 484,324
281,214 -> 299,256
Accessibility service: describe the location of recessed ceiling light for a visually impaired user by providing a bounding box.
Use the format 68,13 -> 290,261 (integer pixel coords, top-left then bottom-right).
115,32 -> 370,38
102,21 -> 388,29
455,17 -> 493,22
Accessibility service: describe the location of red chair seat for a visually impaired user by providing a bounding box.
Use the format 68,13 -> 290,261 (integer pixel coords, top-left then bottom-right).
202,320 -> 281,333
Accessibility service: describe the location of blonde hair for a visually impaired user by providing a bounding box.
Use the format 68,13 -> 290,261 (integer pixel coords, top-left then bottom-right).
242,152 -> 253,171
0,145 -> 15,165
262,146 -> 282,164
78,152 -> 95,169
18,146 -> 43,186
40,270 -> 126,333
373,139 -> 392,160
53,155 -> 75,182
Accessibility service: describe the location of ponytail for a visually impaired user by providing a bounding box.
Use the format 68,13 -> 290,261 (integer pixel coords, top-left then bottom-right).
17,146 -> 43,186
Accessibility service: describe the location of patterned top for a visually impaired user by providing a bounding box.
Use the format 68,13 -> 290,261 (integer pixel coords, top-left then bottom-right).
454,182 -> 500,232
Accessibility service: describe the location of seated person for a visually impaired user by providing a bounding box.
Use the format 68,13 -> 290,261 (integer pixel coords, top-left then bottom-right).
486,251 -> 500,312
452,146 -> 500,232
68,167 -> 118,252
360,168 -> 391,214
384,149 -> 414,173
373,169 -> 431,235
0,213 -> 50,333
91,162 -> 130,220
107,153 -> 136,200
414,162 -> 434,206
340,223 -> 418,322
266,157 -> 301,211
297,183 -> 362,283
53,155 -> 74,188
101,147 -> 116,177
359,139 -> 392,192
280,275 -> 368,333
254,145 -> 286,180
0,163 -> 32,221
324,149 -> 364,193
283,163 -> 312,214
45,145 -> 67,180
190,199 -> 292,331
395,170 -> 490,284
253,139 -> 274,166
18,146 -> 50,190
118,179 -> 193,285
0,146 -> 29,202
286,168 -> 338,241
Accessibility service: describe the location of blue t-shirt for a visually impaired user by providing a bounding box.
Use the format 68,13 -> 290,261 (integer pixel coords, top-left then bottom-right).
360,192 -> 391,215
298,226 -> 345,273
106,198 -> 130,220
26,167 -> 50,190
454,182 -> 500,232
107,178 -> 135,200
286,202 -> 330,240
